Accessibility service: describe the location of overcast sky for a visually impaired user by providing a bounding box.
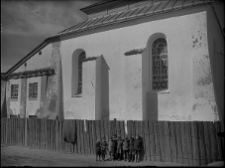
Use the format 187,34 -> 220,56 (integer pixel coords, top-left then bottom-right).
1,0 -> 100,73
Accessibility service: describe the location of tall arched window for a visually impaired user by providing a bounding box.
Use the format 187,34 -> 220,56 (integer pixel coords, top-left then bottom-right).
77,51 -> 86,94
152,38 -> 168,90
72,50 -> 86,96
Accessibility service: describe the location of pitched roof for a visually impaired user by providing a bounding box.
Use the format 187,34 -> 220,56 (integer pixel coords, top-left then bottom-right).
52,0 -> 214,38
5,0 -> 217,76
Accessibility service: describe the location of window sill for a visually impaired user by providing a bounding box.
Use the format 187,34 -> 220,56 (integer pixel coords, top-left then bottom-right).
157,90 -> 170,94
28,97 -> 38,101
149,90 -> 170,94
72,94 -> 82,98
10,98 -> 18,101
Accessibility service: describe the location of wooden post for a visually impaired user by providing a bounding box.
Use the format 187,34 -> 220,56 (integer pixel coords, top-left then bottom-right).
144,121 -> 150,161
158,121 -> 166,162
214,121 -> 223,161
190,122 -> 200,166
89,120 -> 94,154
149,121 -> 155,161
180,122 -> 188,165
197,122 -> 207,166
175,122 -> 183,164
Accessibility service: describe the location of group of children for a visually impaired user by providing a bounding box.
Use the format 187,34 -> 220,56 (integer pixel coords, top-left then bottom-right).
95,134 -> 143,163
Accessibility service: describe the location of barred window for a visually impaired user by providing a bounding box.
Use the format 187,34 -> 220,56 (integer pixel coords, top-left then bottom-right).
152,38 -> 168,90
29,82 -> 38,98
77,51 -> 86,94
11,84 -> 18,99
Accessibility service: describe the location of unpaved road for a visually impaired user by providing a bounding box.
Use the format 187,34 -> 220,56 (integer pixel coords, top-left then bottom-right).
1,144 -> 193,167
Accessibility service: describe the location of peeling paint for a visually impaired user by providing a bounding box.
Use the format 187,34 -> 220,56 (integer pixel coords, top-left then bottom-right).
192,103 -> 201,111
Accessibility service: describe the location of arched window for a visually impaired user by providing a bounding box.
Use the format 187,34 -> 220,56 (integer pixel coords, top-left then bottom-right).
77,51 -> 86,94
72,50 -> 86,96
152,38 -> 168,90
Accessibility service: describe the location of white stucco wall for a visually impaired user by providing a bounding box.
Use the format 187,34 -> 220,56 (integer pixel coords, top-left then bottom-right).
7,5 -> 221,122
61,52 -> 96,120
8,79 -> 21,115
60,6 -> 216,121
26,77 -> 42,116
14,44 -> 53,73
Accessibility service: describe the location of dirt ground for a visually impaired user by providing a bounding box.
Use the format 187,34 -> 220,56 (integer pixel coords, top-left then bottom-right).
1,144 -> 213,167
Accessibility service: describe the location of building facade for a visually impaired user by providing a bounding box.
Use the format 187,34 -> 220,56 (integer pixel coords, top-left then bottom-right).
1,0 -> 224,125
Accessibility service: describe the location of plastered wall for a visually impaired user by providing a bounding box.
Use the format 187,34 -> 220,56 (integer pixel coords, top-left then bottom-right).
5,5 -> 222,122
60,6 -> 217,121
7,79 -> 21,116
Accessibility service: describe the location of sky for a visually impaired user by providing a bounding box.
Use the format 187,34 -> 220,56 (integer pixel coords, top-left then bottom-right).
1,0 -> 100,73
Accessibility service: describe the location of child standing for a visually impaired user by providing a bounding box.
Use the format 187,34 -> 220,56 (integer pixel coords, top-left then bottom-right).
123,136 -> 129,162
101,137 -> 108,162
95,139 -> 101,162
116,136 -> 123,161
108,137 -> 115,161
128,136 -> 135,162
113,134 -> 118,160
134,134 -> 143,163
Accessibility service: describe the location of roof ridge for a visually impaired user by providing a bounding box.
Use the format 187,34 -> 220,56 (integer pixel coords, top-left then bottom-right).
55,2 -> 154,36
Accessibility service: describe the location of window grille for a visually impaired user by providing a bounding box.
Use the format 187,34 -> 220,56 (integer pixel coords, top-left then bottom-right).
11,84 -> 18,99
77,51 -> 86,94
152,38 -> 168,90
29,82 -> 38,98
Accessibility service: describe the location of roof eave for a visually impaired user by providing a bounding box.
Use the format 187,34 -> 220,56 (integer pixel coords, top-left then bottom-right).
5,36 -> 60,77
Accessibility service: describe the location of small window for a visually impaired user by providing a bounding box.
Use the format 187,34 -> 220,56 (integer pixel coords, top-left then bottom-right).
152,38 -> 168,90
29,82 -> 38,99
11,84 -> 18,99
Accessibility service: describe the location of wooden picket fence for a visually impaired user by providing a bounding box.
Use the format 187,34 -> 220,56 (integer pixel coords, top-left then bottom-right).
1,118 -> 224,166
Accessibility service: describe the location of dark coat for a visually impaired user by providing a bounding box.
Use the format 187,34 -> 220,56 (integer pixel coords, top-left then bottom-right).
96,141 -> 101,153
109,140 -> 115,153
134,137 -> 143,150
129,138 -> 134,150
101,140 -> 108,151
123,139 -> 129,150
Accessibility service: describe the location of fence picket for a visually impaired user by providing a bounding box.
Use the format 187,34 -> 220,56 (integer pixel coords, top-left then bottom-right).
144,121 -> 150,161
149,121 -> 155,161
190,122 -> 200,166
1,119 -> 4,143
73,120 -> 77,154
87,121 -> 92,154
92,120 -> 96,154
81,120 -> 85,154
60,120 -> 63,152
180,122 -> 188,164
158,122 -> 166,162
169,122 -> 176,163
81,120 -> 84,154
214,121 -> 223,161
153,121 -> 161,162
12,118 -> 14,145
203,122 -> 211,164
197,122 -> 207,165
177,122 -> 184,164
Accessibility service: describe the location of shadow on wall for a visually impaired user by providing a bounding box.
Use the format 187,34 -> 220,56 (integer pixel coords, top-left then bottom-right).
146,92 -> 158,121
35,41 -> 64,120
1,89 -> 7,118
